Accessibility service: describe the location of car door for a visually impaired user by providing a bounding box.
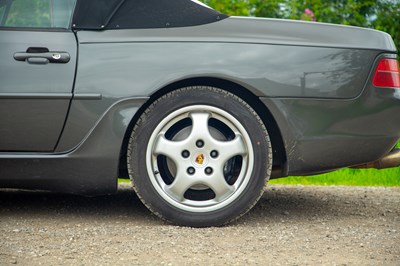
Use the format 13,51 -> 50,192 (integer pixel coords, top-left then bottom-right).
0,0 -> 77,152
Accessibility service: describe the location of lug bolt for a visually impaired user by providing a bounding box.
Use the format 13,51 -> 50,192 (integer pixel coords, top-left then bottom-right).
196,139 -> 204,148
205,167 -> 213,175
210,150 -> 219,158
187,167 -> 196,175
182,150 -> 190,158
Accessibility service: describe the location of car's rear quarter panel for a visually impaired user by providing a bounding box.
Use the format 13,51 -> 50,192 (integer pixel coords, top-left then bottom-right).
58,37 -> 380,152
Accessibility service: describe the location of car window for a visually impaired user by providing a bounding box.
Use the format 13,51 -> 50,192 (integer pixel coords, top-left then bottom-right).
0,4 -> 5,23
53,0 -> 76,28
0,0 -> 76,29
0,0 -> 10,25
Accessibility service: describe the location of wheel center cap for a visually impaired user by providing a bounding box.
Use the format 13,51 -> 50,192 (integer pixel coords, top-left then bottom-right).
195,154 -> 204,165
192,153 -> 208,167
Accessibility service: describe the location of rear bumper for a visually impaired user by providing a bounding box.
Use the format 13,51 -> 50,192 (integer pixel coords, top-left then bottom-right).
261,86 -> 400,176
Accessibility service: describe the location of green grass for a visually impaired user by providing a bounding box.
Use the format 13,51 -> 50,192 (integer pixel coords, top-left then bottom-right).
269,167 -> 400,187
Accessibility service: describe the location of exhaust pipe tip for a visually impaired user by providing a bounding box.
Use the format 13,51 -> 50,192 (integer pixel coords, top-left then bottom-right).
351,148 -> 400,169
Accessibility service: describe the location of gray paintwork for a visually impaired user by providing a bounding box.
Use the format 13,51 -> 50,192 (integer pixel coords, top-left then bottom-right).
56,42 -> 379,151
0,98 -> 146,194
264,82 -> 400,175
0,16 -> 399,194
0,30 -> 77,151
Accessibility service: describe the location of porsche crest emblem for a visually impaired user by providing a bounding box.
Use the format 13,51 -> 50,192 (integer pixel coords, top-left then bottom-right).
195,154 -> 205,165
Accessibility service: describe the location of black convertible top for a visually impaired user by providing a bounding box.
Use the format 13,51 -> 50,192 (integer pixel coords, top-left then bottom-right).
72,0 -> 228,30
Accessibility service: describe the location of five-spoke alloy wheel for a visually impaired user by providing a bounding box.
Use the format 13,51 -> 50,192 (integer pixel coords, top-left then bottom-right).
128,86 -> 272,227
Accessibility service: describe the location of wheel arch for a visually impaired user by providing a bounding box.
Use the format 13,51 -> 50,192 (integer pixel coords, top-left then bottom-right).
118,77 -> 287,179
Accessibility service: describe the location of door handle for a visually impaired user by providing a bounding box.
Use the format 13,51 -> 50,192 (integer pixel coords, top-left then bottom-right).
14,48 -> 70,64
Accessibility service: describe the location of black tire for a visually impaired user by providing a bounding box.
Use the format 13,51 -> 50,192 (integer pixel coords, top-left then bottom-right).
127,86 -> 272,227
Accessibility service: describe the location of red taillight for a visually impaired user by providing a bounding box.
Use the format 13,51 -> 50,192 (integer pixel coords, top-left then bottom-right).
372,58 -> 400,88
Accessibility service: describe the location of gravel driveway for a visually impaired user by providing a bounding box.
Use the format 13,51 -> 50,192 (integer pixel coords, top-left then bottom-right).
1,184 -> 399,265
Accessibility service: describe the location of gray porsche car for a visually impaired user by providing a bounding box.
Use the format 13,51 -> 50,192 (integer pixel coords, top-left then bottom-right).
0,0 -> 399,227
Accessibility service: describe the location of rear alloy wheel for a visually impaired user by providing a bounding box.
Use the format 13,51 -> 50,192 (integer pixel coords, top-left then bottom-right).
127,86 -> 272,226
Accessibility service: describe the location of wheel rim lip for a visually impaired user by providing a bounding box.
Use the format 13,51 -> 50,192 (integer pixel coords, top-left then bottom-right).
146,105 -> 254,213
